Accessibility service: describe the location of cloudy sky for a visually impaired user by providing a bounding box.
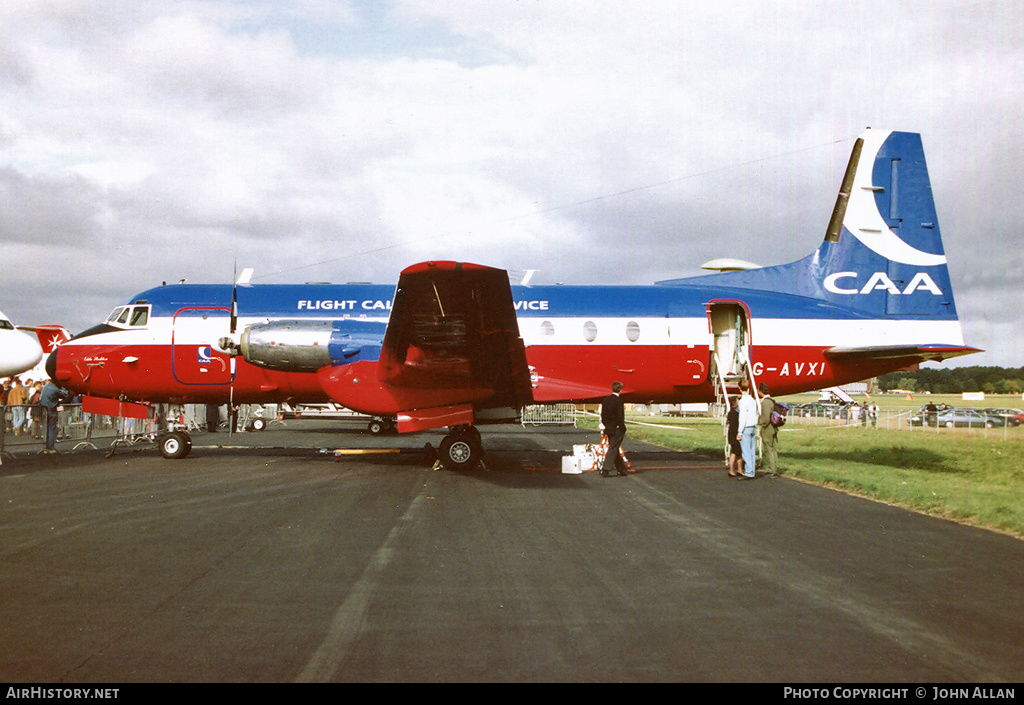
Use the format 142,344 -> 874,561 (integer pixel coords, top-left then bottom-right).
1,0 -> 1020,367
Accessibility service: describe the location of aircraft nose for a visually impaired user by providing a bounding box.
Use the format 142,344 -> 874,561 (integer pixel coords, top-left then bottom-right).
45,348 -> 59,381
20,334 -> 43,369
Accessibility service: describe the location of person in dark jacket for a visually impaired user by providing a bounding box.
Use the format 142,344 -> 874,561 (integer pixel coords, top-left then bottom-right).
757,382 -> 779,478
727,396 -> 743,477
600,381 -> 628,477
40,381 -> 68,453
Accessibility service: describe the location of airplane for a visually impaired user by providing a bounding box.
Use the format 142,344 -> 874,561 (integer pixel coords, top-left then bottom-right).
46,128 -> 979,465
0,309 -> 47,377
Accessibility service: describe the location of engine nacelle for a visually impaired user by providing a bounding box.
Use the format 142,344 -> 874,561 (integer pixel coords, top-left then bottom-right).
238,319 -> 385,372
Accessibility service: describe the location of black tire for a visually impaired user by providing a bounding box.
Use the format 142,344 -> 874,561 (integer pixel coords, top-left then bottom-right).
439,431 -> 482,471
159,431 -> 192,459
368,419 -> 386,435
461,425 -> 482,446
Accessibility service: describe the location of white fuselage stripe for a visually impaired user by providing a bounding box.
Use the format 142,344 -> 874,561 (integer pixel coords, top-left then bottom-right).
69,315 -> 966,350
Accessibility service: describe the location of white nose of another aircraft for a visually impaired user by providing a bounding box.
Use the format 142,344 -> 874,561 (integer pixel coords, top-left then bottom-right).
0,325 -> 44,377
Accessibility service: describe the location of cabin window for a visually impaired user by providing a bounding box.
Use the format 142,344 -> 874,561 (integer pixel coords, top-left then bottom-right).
626,321 -> 640,342
583,321 -> 598,342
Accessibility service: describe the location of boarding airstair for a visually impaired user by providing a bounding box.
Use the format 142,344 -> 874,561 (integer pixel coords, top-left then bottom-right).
708,301 -> 761,461
712,349 -> 760,410
712,348 -> 761,462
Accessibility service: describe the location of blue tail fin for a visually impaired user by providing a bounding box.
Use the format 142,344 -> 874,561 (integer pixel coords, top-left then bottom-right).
673,129 -> 959,321
818,129 -> 954,319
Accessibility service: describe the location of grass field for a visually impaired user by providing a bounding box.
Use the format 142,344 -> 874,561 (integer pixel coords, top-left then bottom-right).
586,395 -> 1024,539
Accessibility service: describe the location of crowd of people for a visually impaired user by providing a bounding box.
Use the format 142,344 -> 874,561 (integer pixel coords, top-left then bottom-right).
726,380 -> 780,481
850,401 -> 880,427
1,376 -> 73,452
725,389 -> 885,479
0,377 -> 49,438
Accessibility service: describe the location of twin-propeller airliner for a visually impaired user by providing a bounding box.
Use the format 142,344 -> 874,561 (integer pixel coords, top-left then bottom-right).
46,129 -> 979,466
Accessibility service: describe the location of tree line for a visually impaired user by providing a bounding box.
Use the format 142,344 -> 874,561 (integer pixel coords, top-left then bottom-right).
878,366 -> 1024,395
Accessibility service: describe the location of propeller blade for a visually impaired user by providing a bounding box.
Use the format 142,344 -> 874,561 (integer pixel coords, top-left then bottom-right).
231,263 -> 238,334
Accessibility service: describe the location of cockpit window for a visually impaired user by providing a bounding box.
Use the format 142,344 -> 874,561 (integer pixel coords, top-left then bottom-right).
0,319 -> 13,330
106,305 -> 150,329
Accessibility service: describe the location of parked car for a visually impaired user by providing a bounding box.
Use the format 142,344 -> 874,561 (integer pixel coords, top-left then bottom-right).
909,408 -> 1006,428
911,403 -> 951,426
794,401 -> 845,419
984,408 -> 1023,427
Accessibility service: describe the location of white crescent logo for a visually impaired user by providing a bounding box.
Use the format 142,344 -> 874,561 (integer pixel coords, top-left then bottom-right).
844,130 -> 947,267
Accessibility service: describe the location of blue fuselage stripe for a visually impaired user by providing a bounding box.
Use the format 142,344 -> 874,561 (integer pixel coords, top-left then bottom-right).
124,280 -> 955,324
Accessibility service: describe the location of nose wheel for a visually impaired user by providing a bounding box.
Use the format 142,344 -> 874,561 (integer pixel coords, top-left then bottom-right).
158,431 -> 192,459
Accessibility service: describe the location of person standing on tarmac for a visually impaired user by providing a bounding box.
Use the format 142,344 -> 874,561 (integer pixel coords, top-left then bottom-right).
737,379 -> 758,480
726,396 -> 744,478
7,379 -> 27,436
758,382 -> 779,478
40,381 -> 68,454
600,381 -> 628,477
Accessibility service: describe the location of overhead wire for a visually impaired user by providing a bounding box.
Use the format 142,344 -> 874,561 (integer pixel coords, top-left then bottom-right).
252,137 -> 852,282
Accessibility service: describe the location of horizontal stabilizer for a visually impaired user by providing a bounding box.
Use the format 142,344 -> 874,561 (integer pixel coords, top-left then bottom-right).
823,344 -> 982,363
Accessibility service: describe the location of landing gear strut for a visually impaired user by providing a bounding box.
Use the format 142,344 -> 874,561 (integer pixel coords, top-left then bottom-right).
438,425 -> 483,471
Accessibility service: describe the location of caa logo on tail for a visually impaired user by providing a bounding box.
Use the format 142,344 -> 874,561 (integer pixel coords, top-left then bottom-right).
824,271 -> 943,296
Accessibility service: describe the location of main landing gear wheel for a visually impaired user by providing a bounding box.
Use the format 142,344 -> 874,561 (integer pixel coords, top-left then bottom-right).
159,431 -> 192,459
438,426 -> 483,471
368,417 -> 395,435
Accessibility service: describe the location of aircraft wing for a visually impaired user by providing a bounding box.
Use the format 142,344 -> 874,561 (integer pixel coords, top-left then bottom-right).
317,261 -> 533,432
823,344 -> 982,363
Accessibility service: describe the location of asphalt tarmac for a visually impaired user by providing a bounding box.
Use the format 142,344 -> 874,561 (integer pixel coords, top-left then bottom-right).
1,418 -> 1022,683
